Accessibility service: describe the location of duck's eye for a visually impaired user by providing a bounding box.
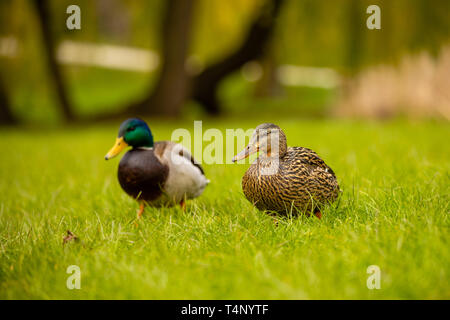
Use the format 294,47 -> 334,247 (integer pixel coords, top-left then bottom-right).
127,126 -> 135,132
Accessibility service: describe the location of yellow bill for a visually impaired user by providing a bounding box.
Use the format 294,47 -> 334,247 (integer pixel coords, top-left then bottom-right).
105,137 -> 128,160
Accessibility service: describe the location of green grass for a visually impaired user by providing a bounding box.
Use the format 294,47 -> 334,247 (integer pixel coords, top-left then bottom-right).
0,118 -> 449,299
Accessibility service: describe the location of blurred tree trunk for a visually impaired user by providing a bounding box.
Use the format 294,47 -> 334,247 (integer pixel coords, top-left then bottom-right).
132,0 -> 195,117
124,0 -> 284,117
33,0 -> 75,121
339,0 -> 364,111
346,0 -> 363,74
96,0 -> 130,42
254,50 -> 282,98
191,0 -> 285,114
0,76 -> 16,125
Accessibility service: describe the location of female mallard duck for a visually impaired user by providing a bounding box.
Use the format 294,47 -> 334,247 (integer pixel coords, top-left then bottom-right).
105,118 -> 209,218
232,123 -> 339,218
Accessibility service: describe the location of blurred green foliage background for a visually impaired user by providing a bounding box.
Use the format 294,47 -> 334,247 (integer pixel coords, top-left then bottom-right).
0,0 -> 449,124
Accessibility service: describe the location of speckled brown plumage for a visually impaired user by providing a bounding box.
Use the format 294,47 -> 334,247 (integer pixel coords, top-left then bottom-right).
240,124 -> 340,216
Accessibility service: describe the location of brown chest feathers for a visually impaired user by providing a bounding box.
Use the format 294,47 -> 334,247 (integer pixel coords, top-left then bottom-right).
118,147 -> 169,202
242,147 -> 340,215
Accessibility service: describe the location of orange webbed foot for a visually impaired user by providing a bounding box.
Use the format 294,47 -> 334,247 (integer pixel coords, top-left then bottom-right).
137,203 -> 145,219
314,210 -> 322,220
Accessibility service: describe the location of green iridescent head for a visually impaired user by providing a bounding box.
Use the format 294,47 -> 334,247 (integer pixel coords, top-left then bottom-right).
105,118 -> 153,160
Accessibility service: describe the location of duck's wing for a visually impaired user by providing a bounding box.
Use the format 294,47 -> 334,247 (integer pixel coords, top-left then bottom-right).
288,147 -> 336,177
154,141 -> 205,175
277,147 -> 340,208
154,141 -> 209,202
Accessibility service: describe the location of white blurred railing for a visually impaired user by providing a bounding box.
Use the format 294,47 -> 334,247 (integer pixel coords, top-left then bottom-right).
56,40 -> 159,72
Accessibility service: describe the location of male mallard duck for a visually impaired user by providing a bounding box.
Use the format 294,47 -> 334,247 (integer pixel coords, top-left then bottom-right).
105,118 -> 209,218
232,123 -> 339,218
